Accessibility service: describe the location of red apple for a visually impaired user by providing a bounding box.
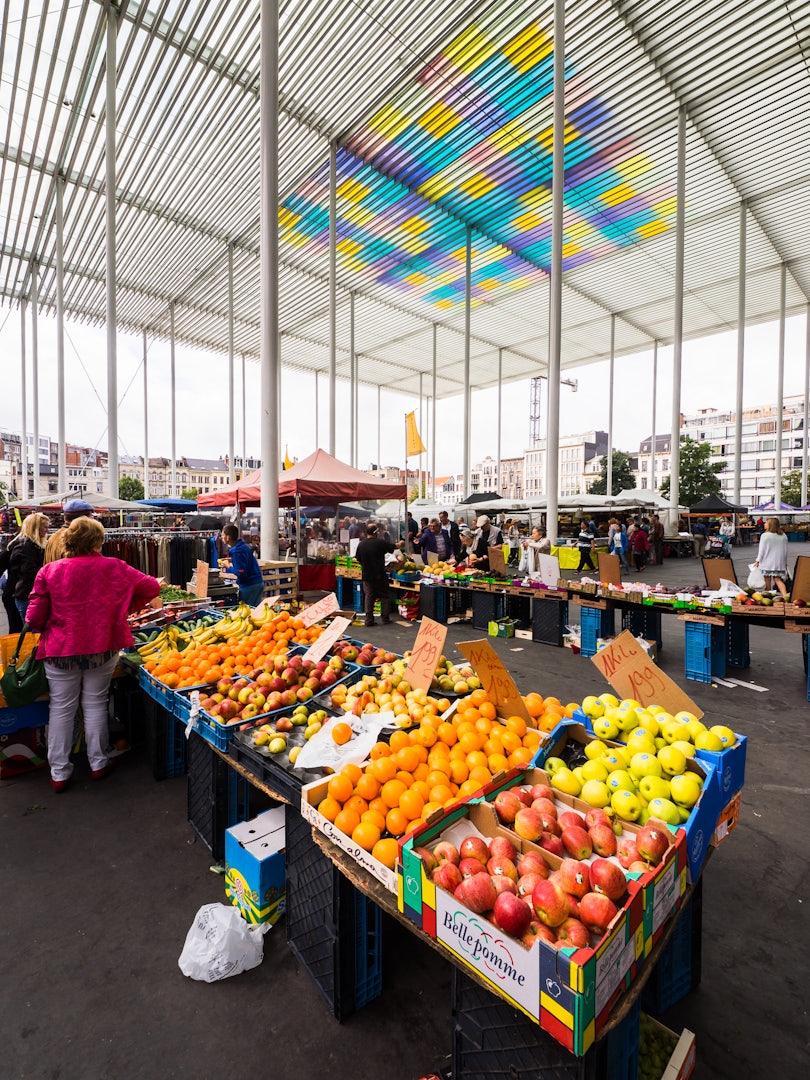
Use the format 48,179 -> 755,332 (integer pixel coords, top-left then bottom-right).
432,862 -> 463,892
413,846 -> 438,875
531,878 -> 570,928
530,797 -> 557,819
494,790 -> 523,824
529,783 -> 555,802
517,871 -> 544,898
636,821 -> 670,866
557,858 -> 591,899
486,855 -> 518,882
456,873 -> 497,914
579,892 -> 618,936
616,837 -> 640,870
566,894 -> 581,920
588,823 -> 618,858
584,808 -> 611,830
491,875 -> 518,898
493,891 -> 532,938
628,860 -> 650,874
562,826 -> 593,861
513,808 -> 544,842
274,716 -> 293,732
589,858 -> 627,902
488,835 -> 517,863
521,920 -> 557,948
432,841 -> 460,866
555,917 -> 591,948
559,810 -> 585,831
459,857 -> 488,879
509,785 -> 534,807
516,850 -> 549,879
459,836 -> 490,865
539,832 -> 564,857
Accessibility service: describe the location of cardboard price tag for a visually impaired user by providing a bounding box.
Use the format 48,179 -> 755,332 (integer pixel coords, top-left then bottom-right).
426,549 -> 439,565
591,630 -> 703,718
457,639 -> 531,723
488,545 -> 507,575
402,617 -> 448,693
299,592 -> 340,627
194,560 -> 209,598
302,616 -> 352,665
537,553 -> 560,588
597,551 -> 622,587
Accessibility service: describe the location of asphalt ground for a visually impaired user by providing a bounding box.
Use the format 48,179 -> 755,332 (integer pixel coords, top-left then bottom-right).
1,542 -> 808,1079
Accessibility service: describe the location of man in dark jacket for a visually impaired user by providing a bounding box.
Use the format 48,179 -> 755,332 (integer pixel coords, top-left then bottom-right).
439,510 -> 462,561
355,524 -> 403,626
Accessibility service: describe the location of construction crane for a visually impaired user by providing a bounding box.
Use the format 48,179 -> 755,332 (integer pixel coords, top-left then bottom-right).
529,376 -> 578,447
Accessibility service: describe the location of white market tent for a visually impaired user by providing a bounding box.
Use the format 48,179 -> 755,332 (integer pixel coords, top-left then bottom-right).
2,0 -> 810,543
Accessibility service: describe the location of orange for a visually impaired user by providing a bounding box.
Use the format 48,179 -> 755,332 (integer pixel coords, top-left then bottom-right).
458,731 -> 482,755
487,752 -> 509,774
340,762 -> 363,785
352,821 -> 381,852
469,689 -> 488,708
380,778 -> 407,809
332,722 -> 353,746
505,715 -> 527,738
399,788 -> 425,821
394,769 -> 414,788
333,807 -> 360,835
458,778 -> 482,799
508,747 -> 533,767
385,806 -> 409,837
355,773 -> 381,801
469,765 -> 492,787
421,800 -> 443,819
412,724 -> 437,748
369,797 -> 389,819
371,756 -> 398,784
410,779 -> 431,802
327,774 -> 354,804
369,742 -> 392,760
411,744 -> 429,765
345,795 -> 369,817
412,762 -> 430,783
479,701 -> 496,721
393,746 -> 420,773
524,693 -> 544,719
448,758 -> 469,785
388,730 -> 411,753
317,796 -> 341,822
426,769 -> 450,789
361,809 -> 387,832
465,750 -> 488,772
500,730 -> 521,755
474,717 -> 492,736
372,837 -> 400,870
437,722 -> 458,746
429,782 -> 454,805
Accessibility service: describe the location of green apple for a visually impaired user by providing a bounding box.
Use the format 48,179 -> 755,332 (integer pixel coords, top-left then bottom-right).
629,752 -> 663,781
657,745 -> 687,777
694,730 -> 724,753
543,756 -> 567,776
584,738 -> 611,760
646,704 -> 665,716
581,695 -> 605,718
638,775 -> 672,802
654,736 -> 666,750
677,805 -> 691,823
686,718 -> 707,741
614,706 -> 640,732
671,740 -> 696,759
606,769 -> 635,793
598,693 -> 620,709
710,724 -> 737,748
550,767 -> 582,796
581,758 -> 609,782
610,789 -> 641,821
580,779 -> 611,807
646,797 -> 681,826
635,710 -> 660,737
661,721 -> 691,745
669,773 -> 703,807
572,766 -> 586,785
592,715 -> 620,740
626,729 -> 658,756
620,698 -> 642,710
604,747 -> 631,769
673,710 -> 698,726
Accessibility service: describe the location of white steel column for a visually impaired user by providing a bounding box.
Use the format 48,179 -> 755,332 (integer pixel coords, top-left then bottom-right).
315,371 -> 319,450
242,353 -> 247,474
55,174 -> 66,494
496,349 -> 502,496
142,330 -> 149,500
432,326 -> 437,502
260,0 -> 280,559
463,227 -> 472,501
228,243 -> 235,483
419,372 -> 424,500
169,302 -> 177,497
803,304 -> 810,509
733,202 -> 746,506
328,141 -> 337,456
546,0 -> 565,543
350,291 -> 356,467
377,385 -> 381,471
105,5 -> 119,496
607,315 -> 615,497
20,302 -> 28,500
650,342 -> 658,493
669,108 -> 686,527
31,262 -> 39,499
775,264 -> 786,508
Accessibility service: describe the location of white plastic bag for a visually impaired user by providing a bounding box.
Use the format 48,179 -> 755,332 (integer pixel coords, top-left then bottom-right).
178,903 -> 268,982
747,564 -> 766,590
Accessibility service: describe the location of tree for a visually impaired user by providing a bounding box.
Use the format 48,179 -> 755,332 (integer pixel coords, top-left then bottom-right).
659,436 -> 726,506
118,476 -> 145,501
181,487 -> 199,501
587,451 -> 636,495
778,471 -> 804,509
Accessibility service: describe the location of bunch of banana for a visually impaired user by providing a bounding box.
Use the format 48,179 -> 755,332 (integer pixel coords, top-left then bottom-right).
136,624 -> 185,658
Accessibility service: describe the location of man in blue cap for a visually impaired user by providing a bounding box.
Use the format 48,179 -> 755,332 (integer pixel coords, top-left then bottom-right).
45,499 -> 94,563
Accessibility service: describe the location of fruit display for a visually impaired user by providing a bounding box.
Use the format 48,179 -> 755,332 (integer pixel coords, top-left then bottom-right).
195,653 -> 348,724
329,669 -> 451,723
421,560 -> 456,576
638,1014 -> 679,1080
401,654 -> 480,695
238,703 -> 333,761
329,638 -> 399,667
733,586 -> 787,608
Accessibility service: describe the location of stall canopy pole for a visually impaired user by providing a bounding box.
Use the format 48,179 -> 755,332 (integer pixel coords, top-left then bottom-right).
105,6 -> 119,497
315,370 -> 320,452
734,201 -> 746,506
497,348 -> 502,496
650,341 -> 658,493
463,227 -> 472,502
775,263 -> 786,508
228,242 -> 235,484
350,291 -> 356,467
169,302 -> 177,497
669,106 -> 686,529
328,139 -> 337,456
377,384 -> 381,474
802,303 -> 810,509
432,325 -> 437,503
241,352 -> 247,477
55,174 -> 66,494
142,330 -> 149,500
419,371 -> 424,500
607,314 -> 615,498
546,0 -> 565,545
296,493 -> 302,567
260,0 -> 280,560
403,414 -> 410,554
31,261 -> 39,500
20,301 -> 28,500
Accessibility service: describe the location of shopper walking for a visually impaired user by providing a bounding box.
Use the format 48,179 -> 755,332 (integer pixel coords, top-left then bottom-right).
7,512 -> 49,622
576,521 -> 597,573
355,524 -> 403,626
26,517 -> 161,792
608,518 -> 629,571
753,518 -> 789,596
1,532 -> 24,633
220,524 -> 265,606
649,515 -> 665,566
629,525 -> 650,572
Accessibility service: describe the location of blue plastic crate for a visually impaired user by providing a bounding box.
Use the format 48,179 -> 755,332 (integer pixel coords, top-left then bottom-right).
186,731 -> 252,858
352,892 -> 383,1009
643,879 -> 703,1015
580,605 -> 615,658
0,700 -> 50,735
137,665 -> 179,712
419,583 -> 449,623
726,619 -> 750,668
599,997 -> 641,1080
144,696 -> 187,780
684,621 -> 726,683
335,575 -> 354,609
621,605 -> 663,651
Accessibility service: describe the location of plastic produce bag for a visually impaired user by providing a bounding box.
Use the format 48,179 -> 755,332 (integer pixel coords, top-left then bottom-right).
178,903 -> 268,982
747,564 -> 766,590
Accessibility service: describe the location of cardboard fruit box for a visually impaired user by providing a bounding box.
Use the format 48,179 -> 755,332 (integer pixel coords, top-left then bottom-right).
643,1016 -> 697,1080
532,722 -> 721,886
225,807 -> 286,924
397,792 -> 648,1057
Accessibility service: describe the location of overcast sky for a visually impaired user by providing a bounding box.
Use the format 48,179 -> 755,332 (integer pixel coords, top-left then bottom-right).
0,305 -> 807,477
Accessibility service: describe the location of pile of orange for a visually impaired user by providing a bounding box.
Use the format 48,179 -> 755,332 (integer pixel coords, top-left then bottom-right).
523,692 -> 578,733
144,610 -> 309,689
315,688 -> 571,862
291,623 -> 325,646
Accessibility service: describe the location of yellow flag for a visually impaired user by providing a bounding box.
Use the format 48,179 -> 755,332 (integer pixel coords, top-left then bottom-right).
405,412 -> 426,457
284,446 -> 294,471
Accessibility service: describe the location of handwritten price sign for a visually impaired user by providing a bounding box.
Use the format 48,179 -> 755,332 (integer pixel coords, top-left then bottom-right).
194,560 -> 209,598
302,616 -> 352,665
591,630 -> 702,718
457,639 -> 532,723
299,591 -> 340,628
402,617 -> 448,692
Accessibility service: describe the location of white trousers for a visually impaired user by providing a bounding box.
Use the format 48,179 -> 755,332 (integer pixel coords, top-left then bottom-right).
44,655 -> 118,781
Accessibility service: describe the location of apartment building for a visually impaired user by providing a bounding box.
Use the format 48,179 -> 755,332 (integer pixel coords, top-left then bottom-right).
635,434 -> 673,492
524,431 -> 609,500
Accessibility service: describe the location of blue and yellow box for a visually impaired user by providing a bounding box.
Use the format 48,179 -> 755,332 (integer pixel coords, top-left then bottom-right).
225,808 -> 286,924
694,733 -> 746,804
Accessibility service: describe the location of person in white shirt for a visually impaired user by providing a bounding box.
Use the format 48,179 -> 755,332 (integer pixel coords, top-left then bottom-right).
754,518 -> 789,595
719,515 -> 735,553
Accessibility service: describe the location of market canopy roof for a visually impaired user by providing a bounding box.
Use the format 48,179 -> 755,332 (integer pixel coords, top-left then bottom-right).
1,2 -> 809,399
137,498 -> 199,511
688,493 -> 748,515
752,499 -> 800,512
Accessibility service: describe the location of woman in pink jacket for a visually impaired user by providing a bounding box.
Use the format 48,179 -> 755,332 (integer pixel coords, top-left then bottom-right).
26,517 -> 161,792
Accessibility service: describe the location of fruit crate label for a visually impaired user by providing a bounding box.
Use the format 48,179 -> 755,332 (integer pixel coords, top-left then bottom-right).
595,923 -> 635,1017
591,630 -> 702,719
300,591 -> 340,627
458,639 -> 532,723
402,617 -> 448,693
301,616 -> 352,665
652,860 -> 680,935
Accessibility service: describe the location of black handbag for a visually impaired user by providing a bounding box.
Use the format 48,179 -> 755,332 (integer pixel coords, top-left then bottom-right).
0,625 -> 49,708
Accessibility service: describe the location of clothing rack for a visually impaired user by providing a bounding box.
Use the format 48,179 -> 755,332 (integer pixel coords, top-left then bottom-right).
101,531 -> 225,587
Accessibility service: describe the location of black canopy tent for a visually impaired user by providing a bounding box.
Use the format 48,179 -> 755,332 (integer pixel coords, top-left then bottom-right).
688,493 -> 748,515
